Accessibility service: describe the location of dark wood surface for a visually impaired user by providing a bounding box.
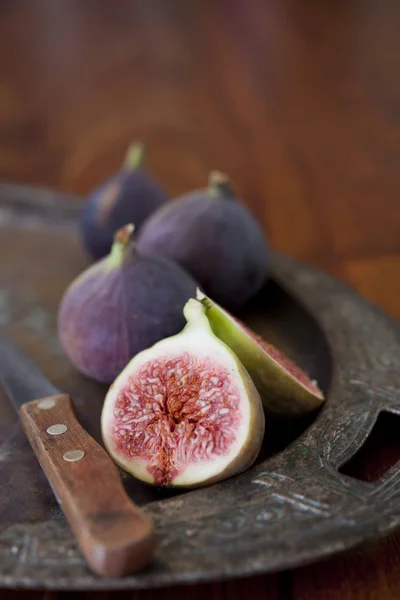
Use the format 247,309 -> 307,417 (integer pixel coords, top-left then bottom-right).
0,0 -> 399,598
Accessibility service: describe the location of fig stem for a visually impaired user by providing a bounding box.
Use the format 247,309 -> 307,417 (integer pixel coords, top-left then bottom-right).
196,287 -> 212,310
108,224 -> 135,267
207,170 -> 235,198
183,299 -> 213,333
123,142 -> 145,170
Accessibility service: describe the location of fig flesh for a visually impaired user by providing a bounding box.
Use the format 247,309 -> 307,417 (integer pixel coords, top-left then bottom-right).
58,225 -> 197,383
81,142 -> 168,260
136,171 -> 268,308
101,298 -> 265,487
197,290 -> 325,417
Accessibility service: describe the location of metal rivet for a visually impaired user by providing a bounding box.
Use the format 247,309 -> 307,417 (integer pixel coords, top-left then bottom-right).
37,398 -> 56,410
63,450 -> 85,462
47,424 -> 67,436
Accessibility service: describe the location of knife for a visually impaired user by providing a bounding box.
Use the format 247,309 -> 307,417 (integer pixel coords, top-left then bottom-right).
0,335 -> 156,577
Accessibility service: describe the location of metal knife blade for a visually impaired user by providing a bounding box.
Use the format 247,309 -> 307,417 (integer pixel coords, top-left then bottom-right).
0,335 -> 60,410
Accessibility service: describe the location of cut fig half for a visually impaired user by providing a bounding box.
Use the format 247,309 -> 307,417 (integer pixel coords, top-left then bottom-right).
101,298 -> 265,487
196,290 -> 325,417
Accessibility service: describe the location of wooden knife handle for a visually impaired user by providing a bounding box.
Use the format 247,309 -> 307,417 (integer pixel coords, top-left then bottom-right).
19,393 -> 156,578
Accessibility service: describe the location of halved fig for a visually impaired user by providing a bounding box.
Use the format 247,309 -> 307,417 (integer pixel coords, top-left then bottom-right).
197,290 -> 325,417
101,298 -> 265,487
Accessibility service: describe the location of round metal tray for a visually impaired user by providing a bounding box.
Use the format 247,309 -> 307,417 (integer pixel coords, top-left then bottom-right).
0,184 -> 398,590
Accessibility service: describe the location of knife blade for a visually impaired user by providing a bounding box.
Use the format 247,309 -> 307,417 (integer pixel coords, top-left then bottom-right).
0,335 -> 156,577
0,336 -> 60,406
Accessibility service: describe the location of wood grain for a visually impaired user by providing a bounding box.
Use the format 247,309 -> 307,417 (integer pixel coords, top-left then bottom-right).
19,394 -> 156,577
0,0 -> 399,598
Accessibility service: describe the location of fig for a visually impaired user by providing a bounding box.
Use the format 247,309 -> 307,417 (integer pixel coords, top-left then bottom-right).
197,290 -> 325,417
81,142 -> 168,259
101,298 -> 265,487
136,171 -> 268,308
58,224 -> 197,383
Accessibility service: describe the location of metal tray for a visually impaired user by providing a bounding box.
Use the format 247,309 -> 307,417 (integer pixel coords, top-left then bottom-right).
0,184 -> 398,590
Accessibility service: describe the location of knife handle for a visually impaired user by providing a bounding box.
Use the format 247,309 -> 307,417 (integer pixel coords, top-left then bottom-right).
19,393 -> 156,578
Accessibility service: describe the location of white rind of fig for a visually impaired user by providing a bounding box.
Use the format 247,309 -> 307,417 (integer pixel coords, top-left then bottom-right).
196,290 -> 325,417
101,298 -> 265,488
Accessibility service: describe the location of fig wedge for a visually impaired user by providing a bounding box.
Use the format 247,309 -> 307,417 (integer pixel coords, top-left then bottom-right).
197,290 -> 325,416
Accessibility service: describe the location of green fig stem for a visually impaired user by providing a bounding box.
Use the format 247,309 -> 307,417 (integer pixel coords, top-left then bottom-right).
108,224 -> 135,267
196,287 -> 213,310
123,142 -> 145,170
207,170 -> 235,198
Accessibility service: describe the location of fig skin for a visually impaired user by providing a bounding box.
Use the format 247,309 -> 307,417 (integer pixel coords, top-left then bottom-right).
81,142 -> 168,260
136,171 -> 268,308
101,298 -> 265,488
58,224 -> 197,383
197,290 -> 325,417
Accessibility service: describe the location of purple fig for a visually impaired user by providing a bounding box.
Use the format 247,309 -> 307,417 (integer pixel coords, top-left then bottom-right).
136,171 -> 268,308
58,224 -> 197,383
102,297 -> 264,487
81,142 -> 168,260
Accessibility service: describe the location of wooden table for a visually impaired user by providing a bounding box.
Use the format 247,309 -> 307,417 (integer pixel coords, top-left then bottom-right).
1,1 -> 399,598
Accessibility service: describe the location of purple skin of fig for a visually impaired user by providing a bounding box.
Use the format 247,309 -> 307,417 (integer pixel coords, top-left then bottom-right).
58,224 -> 197,383
136,171 -> 269,309
81,143 -> 168,260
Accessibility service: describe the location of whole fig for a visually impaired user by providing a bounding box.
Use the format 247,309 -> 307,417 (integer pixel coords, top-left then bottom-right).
136,171 -> 268,308
102,297 -> 265,487
58,224 -> 197,383
81,142 -> 168,260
